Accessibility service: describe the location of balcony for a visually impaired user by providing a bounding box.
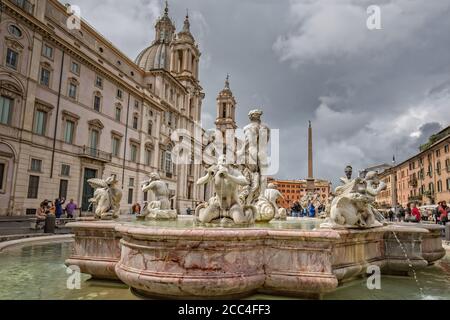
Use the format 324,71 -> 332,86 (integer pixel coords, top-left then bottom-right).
80,146 -> 112,163
9,0 -> 35,15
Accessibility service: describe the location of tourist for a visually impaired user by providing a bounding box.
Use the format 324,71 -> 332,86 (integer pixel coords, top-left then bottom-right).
54,197 -> 66,219
291,201 -> 301,217
409,203 -> 421,223
438,201 -> 448,226
388,208 -> 395,222
35,202 -> 47,229
405,203 -> 412,221
309,203 -> 316,218
396,205 -> 404,222
131,203 -> 141,215
186,207 -> 192,215
65,199 -> 78,218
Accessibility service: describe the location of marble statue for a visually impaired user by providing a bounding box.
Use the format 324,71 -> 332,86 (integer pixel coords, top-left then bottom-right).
139,173 -> 177,220
88,175 -> 122,220
195,155 -> 256,225
255,183 -> 287,222
321,170 -> 387,229
300,192 -> 323,210
238,110 -> 271,207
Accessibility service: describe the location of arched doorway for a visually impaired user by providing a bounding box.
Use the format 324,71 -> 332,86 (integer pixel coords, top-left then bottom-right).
0,143 -> 16,216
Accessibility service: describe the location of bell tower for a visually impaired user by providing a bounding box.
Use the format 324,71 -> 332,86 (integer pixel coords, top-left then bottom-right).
170,10 -> 200,82
215,75 -> 237,132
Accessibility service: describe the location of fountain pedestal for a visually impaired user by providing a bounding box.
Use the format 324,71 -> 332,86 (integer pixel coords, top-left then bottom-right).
66,220 -> 446,299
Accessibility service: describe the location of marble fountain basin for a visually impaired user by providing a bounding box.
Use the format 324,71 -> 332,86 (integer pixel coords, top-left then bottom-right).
66,217 -> 445,299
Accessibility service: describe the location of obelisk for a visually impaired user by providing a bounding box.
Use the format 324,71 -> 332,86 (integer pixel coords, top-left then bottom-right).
306,121 -> 315,192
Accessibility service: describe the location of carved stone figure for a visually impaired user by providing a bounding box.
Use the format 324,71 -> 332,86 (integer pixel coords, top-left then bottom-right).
88,175 -> 122,220
195,156 -> 256,226
237,110 -> 271,206
139,173 -> 177,220
300,192 -> 322,210
321,171 -> 387,229
255,183 -> 287,222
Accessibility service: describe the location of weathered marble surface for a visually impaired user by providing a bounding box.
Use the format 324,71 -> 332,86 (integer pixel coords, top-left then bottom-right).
66,219 -> 446,299
65,221 -> 122,280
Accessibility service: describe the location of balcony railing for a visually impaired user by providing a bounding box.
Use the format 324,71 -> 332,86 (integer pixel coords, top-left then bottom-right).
9,0 -> 35,15
80,146 -> 112,162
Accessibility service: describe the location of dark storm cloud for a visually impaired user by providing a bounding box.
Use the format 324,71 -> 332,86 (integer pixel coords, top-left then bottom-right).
65,0 -> 450,186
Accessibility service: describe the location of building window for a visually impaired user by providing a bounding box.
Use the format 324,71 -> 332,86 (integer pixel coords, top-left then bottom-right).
68,83 -> 77,99
42,44 -> 53,59
95,76 -> 103,89
0,163 -> 5,191
130,144 -> 138,162
0,96 -> 13,125
145,148 -> 152,166
429,182 -> 434,194
40,68 -> 51,87
128,188 -> 133,204
134,101 -> 139,108
129,178 -> 135,187
64,120 -> 75,144
115,106 -> 122,122
133,115 -> 138,129
89,129 -> 99,151
61,164 -> 71,177
27,175 -> 40,199
30,158 -> 42,172
436,161 -> 441,175
437,180 -> 442,193
445,145 -> 449,153
112,136 -> 121,157
71,61 -> 80,75
117,88 -> 123,99
59,179 -> 68,199
165,150 -> 173,174
447,178 -> 450,191
93,95 -> 101,112
33,109 -> 47,136
436,149 -> 441,157
6,48 -> 19,69
8,25 -> 22,38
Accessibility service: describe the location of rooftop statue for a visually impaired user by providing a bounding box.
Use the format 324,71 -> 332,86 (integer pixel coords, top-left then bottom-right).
195,155 -> 256,226
321,170 -> 387,229
88,175 -> 122,220
139,173 -> 177,220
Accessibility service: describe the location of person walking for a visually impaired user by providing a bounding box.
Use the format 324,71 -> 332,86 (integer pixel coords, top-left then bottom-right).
54,197 -> 66,219
410,203 -> 421,223
308,203 -> 316,218
65,199 -> 78,218
438,201 -> 448,226
388,208 -> 394,222
405,203 -> 412,221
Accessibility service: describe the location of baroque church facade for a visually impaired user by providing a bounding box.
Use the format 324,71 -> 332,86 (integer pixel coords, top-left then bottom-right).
0,0 -> 212,216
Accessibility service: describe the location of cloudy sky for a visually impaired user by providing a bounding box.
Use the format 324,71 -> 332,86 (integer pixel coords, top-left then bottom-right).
66,0 -> 450,185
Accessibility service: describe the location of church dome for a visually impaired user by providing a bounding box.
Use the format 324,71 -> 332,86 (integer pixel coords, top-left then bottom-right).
135,2 -> 174,71
135,42 -> 170,70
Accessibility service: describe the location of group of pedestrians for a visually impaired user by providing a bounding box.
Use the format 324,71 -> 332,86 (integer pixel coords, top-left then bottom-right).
290,201 -> 323,218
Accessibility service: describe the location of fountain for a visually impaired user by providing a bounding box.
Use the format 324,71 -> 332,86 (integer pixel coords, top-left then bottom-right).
65,110 -> 446,299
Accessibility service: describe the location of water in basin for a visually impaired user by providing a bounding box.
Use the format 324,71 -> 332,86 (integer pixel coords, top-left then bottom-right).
0,241 -> 449,300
